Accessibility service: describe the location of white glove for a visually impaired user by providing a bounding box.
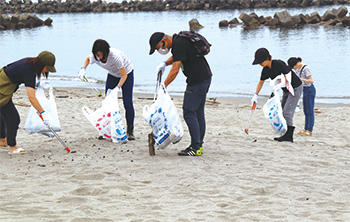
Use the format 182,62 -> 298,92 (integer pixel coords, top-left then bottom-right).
251,93 -> 258,106
40,111 -> 51,128
39,80 -> 53,91
78,67 -> 86,80
156,61 -> 167,75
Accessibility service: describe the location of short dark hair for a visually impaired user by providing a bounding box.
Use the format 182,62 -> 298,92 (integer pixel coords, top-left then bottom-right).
92,39 -> 110,61
287,57 -> 302,68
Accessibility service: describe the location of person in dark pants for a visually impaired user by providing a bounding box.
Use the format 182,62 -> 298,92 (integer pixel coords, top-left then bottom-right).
288,57 -> 316,136
251,48 -> 302,142
0,51 -> 56,154
79,39 -> 135,140
149,32 -> 212,156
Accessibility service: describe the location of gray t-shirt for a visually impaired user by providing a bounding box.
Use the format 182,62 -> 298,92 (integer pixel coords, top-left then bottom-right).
294,65 -> 312,87
90,48 -> 133,78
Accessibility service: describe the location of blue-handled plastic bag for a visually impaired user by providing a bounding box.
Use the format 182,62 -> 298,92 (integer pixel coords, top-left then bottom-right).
263,88 -> 287,136
143,84 -> 183,149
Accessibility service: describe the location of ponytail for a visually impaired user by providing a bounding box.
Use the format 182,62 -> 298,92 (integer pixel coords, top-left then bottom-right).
24,57 -> 46,80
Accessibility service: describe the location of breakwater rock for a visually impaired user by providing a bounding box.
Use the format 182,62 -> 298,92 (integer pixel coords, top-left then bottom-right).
0,0 -> 350,14
0,13 -> 52,30
218,6 -> 350,28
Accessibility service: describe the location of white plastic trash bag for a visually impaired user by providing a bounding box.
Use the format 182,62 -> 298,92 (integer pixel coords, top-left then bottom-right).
82,87 -> 128,144
271,74 -> 294,96
143,84 -> 184,149
111,108 -> 128,144
263,89 -> 287,136
24,87 -> 61,138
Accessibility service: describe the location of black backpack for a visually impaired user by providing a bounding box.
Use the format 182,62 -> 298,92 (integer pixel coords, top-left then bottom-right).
177,31 -> 211,57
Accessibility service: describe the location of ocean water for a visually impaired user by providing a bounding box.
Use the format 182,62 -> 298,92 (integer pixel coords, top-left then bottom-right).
1,5 -> 350,103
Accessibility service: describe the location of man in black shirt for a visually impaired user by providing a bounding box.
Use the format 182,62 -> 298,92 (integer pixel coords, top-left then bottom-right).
252,48 -> 302,142
149,32 -> 212,156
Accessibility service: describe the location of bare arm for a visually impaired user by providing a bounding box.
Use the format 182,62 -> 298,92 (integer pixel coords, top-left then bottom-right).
26,87 -> 44,113
164,56 -> 174,66
255,80 -> 265,95
117,67 -> 128,88
164,61 -> 181,87
82,56 -> 90,69
300,75 -> 314,84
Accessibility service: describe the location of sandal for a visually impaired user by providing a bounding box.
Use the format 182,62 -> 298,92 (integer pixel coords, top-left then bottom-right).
300,130 -> 312,136
8,148 -> 26,155
0,138 -> 8,147
298,129 -> 306,135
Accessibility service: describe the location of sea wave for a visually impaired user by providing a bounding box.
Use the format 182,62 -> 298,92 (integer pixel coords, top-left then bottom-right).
46,76 -> 350,104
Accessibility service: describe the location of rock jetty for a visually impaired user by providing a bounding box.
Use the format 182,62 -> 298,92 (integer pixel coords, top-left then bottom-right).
0,13 -> 52,30
0,0 -> 350,14
218,6 -> 350,28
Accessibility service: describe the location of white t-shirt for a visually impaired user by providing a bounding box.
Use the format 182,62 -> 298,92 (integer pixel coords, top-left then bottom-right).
90,48 -> 133,78
294,65 -> 312,87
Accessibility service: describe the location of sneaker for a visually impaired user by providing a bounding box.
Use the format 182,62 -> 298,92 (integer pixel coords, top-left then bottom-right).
199,147 -> 203,155
180,146 -> 190,153
180,146 -> 203,155
178,147 -> 202,156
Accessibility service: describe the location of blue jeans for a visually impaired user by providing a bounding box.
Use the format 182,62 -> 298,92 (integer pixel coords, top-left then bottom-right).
105,71 -> 135,126
183,77 -> 211,150
303,84 -> 316,132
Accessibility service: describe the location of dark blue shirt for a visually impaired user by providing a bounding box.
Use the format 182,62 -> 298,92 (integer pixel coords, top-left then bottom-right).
4,58 -> 37,89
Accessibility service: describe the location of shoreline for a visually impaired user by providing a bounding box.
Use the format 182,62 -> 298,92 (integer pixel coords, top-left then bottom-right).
56,86 -> 350,108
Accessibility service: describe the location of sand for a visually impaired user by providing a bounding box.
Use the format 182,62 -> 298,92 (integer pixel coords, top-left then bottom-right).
1,87 -> 349,222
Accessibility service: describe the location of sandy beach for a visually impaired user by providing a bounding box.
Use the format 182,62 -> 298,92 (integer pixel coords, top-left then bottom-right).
1,86 -> 349,222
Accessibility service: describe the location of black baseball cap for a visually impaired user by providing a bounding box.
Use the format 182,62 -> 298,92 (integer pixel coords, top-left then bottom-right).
149,32 -> 165,55
287,57 -> 298,68
252,48 -> 270,65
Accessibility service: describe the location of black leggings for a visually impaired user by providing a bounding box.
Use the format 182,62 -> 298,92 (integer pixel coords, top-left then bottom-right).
0,99 -> 20,146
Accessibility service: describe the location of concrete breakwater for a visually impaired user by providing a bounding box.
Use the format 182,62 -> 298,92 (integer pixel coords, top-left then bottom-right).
218,6 -> 350,28
0,13 -> 52,30
0,0 -> 350,14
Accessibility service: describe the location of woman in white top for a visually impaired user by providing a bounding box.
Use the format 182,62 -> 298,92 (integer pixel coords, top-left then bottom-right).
288,57 -> 316,136
79,39 -> 135,140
